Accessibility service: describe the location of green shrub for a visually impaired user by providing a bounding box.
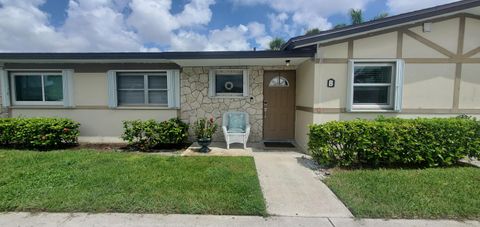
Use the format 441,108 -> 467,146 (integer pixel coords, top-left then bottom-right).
122,118 -> 189,151
308,117 -> 480,168
0,118 -> 80,150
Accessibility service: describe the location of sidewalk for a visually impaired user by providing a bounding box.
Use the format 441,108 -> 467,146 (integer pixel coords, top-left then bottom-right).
253,151 -> 352,217
0,212 -> 478,227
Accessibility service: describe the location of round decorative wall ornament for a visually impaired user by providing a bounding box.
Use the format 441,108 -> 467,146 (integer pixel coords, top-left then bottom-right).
224,81 -> 234,90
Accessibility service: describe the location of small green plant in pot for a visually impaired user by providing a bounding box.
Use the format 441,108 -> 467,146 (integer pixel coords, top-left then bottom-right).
193,118 -> 218,153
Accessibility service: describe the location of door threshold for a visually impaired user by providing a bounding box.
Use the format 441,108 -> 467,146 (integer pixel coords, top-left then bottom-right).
262,141 -> 297,150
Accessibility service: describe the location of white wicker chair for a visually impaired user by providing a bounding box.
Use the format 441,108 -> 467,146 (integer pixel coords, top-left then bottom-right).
222,112 -> 251,149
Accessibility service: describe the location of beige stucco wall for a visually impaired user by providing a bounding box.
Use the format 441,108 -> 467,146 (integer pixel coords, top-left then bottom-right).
319,42 -> 348,58
314,63 -> 347,108
464,18 -> 480,53
409,18 -> 459,53
293,15 -> 480,152
296,60 -> 315,107
11,108 -> 177,137
295,110 -> 313,151
74,73 -> 108,106
402,64 -> 456,109
459,63 -> 480,109
402,34 -> 449,58
353,32 -> 397,58
10,72 -> 179,139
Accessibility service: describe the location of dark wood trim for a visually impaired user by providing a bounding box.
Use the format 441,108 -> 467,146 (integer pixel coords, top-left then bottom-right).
317,58 -> 480,64
452,16 -> 465,111
463,47 -> 480,58
396,31 -> 403,58
457,16 -> 466,56
404,58 -> 480,63
347,40 -> 354,58
403,30 -> 457,58
321,58 -> 349,64
296,105 -> 480,114
4,63 -> 180,73
295,106 -> 314,112
464,13 -> 480,21
453,63 -> 462,110
9,105 -> 178,110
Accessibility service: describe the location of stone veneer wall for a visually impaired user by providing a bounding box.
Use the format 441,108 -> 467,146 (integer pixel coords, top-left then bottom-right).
180,66 -> 295,142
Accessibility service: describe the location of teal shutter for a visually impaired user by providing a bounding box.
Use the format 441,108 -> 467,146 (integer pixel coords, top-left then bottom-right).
346,60 -> 354,112
167,70 -> 180,108
394,59 -> 405,112
107,70 -> 117,108
62,69 -> 75,107
208,69 -> 215,97
0,68 -> 10,108
243,69 -> 249,97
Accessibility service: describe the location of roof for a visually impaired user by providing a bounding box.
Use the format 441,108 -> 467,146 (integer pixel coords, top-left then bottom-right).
0,50 -> 315,61
282,0 -> 480,50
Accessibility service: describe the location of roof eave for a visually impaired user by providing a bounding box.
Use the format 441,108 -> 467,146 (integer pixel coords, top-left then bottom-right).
282,0 -> 480,50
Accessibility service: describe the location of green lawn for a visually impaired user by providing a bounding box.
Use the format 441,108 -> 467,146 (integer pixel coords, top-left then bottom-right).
325,167 -> 480,219
0,150 -> 266,215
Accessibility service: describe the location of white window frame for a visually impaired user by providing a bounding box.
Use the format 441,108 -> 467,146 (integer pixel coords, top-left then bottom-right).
347,59 -> 404,112
117,72 -> 169,107
209,69 -> 249,98
10,71 -> 64,106
107,70 -> 180,109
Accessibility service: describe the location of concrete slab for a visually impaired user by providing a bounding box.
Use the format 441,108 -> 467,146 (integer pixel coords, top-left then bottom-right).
460,158 -> 480,167
330,217 -> 480,227
181,142 -> 255,156
253,151 -> 353,217
0,212 -> 334,227
2,213 -> 478,227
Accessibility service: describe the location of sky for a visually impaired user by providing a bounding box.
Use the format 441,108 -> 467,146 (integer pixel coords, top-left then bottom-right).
0,0 -> 459,52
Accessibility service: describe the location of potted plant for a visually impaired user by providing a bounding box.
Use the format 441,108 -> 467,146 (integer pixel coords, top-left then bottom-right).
193,118 -> 218,153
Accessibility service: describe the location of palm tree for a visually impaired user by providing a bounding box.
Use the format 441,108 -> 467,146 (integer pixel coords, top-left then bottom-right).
350,9 -> 364,25
269,38 -> 286,51
373,12 -> 389,20
305,28 -> 321,35
334,23 -> 348,29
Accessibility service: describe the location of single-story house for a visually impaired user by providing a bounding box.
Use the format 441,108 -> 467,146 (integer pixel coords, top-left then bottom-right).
0,0 -> 479,151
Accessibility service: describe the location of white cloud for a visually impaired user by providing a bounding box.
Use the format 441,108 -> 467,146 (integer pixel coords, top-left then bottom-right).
176,0 -> 215,27
127,0 -> 179,44
0,0 -> 72,51
232,0 -> 374,32
171,22 -> 271,51
62,0 -> 142,51
0,0 -> 220,52
386,0 -> 460,14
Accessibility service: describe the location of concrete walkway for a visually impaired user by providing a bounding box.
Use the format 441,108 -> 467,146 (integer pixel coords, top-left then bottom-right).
1,212 -> 479,227
253,151 -> 353,217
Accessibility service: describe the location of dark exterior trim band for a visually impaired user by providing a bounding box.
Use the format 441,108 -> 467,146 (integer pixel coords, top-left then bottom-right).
296,106 -> 480,114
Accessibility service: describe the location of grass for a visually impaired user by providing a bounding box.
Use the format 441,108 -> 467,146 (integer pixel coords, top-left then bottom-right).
324,167 -> 480,219
0,149 -> 266,215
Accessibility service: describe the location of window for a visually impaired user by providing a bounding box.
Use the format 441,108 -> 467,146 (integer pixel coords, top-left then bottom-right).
347,60 -> 404,112
117,73 -> 168,106
209,69 -> 248,97
269,76 -> 289,87
11,72 -> 64,105
107,70 -> 180,108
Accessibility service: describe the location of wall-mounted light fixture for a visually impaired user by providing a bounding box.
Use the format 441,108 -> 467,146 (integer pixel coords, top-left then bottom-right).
423,22 -> 432,33
285,60 -> 291,67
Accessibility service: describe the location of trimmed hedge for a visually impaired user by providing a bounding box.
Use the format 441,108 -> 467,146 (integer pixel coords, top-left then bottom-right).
0,118 -> 80,150
122,118 -> 189,151
308,116 -> 480,168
